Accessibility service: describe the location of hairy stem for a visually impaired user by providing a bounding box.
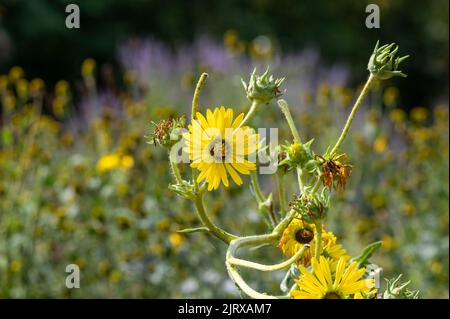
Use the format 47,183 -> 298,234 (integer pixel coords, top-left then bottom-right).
193,194 -> 237,244
330,74 -> 375,156
278,99 -> 301,144
190,73 -> 208,192
314,220 -> 323,258
277,172 -> 287,217
169,151 -> 182,184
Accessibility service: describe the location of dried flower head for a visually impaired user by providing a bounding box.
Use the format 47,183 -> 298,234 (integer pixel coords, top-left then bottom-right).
148,116 -> 186,147
317,153 -> 352,191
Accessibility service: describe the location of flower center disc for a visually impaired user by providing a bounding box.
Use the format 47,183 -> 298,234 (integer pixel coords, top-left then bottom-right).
324,292 -> 341,299
209,139 -> 229,161
295,228 -> 314,244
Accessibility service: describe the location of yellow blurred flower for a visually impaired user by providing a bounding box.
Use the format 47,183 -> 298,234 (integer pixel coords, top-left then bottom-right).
29,78 -> 45,95
383,86 -> 399,105
16,78 -> 28,99
55,80 -> 70,96
10,260 -> 22,273
98,260 -> 110,274
224,29 -> 245,55
81,58 -> 96,77
430,260 -> 443,274
2,92 -> 16,112
97,154 -> 120,172
373,136 -> 388,153
96,153 -> 134,173
401,202 -> 416,216
410,107 -> 428,123
389,108 -> 406,123
169,232 -> 185,250
156,218 -> 171,231
382,234 -> 396,251
121,155 -> 134,170
109,270 -> 122,283
9,66 -> 24,82
0,75 -> 8,91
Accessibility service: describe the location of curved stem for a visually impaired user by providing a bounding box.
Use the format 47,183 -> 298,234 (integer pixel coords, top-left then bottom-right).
235,100 -> 260,131
310,176 -> 322,195
278,99 -> 301,144
191,73 -> 208,192
191,73 -> 208,119
330,74 -> 375,156
228,244 -> 308,272
250,171 -> 265,202
251,171 -> 276,227
226,263 -> 278,299
193,194 -> 237,244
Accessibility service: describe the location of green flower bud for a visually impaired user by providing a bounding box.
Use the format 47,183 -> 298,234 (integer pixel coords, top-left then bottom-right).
279,139 -> 315,170
289,190 -> 329,223
383,274 -> 419,299
368,41 -> 409,80
168,180 -> 196,200
242,67 -> 284,104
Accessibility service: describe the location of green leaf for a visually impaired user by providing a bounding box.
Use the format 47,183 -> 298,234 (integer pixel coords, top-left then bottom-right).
353,241 -> 383,268
176,227 -> 209,234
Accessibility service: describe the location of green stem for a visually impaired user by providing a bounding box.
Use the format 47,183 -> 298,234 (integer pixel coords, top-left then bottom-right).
191,73 -> 208,119
277,173 -> 287,216
278,99 -> 301,144
169,151 -> 182,184
250,171 -> 265,202
193,194 -> 237,244
190,73 -> 208,192
235,100 -> 260,131
250,171 -> 276,227
296,167 -> 305,194
314,220 -> 323,258
228,244 -> 308,272
310,176 -> 322,195
330,74 -> 375,156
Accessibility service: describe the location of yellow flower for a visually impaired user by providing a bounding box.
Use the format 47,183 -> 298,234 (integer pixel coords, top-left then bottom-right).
169,232 -> 185,250
0,75 -> 8,91
373,136 -> 387,153
183,106 -> 259,191
410,107 -> 428,123
381,234 -> 396,251
29,78 -> 45,95
383,86 -> 399,105
10,260 -> 22,273
291,256 -> 375,299
81,58 -> 96,77
55,80 -> 70,96
97,154 -> 120,172
278,219 -> 350,266
389,108 -> 406,123
109,270 -> 122,283
96,153 -> 134,172
9,66 -> 24,82
120,155 -> 134,170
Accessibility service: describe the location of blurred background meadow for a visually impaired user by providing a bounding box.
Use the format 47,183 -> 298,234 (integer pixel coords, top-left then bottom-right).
0,0 -> 448,298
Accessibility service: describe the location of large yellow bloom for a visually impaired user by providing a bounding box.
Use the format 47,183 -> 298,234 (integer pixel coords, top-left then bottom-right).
183,106 -> 259,191
278,218 -> 349,266
291,256 -> 376,299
